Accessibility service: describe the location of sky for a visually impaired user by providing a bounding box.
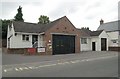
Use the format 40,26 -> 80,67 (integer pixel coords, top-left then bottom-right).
1,0 -> 119,30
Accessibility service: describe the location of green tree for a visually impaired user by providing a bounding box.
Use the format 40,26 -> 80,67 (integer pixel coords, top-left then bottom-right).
14,6 -> 24,21
38,15 -> 50,24
1,19 -> 11,39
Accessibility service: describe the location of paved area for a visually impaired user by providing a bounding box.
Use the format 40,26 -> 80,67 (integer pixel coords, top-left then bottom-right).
2,51 -> 118,76
3,55 -> 118,77
2,51 -> 118,65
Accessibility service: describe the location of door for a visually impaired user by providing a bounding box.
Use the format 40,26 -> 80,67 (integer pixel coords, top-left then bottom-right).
92,42 -> 96,51
32,35 -> 38,48
8,38 -> 10,48
52,35 -> 75,55
101,38 -> 107,51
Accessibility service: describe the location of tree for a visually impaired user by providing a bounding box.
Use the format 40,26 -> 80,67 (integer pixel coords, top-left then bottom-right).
38,15 -> 50,24
14,6 -> 24,21
1,19 -> 11,39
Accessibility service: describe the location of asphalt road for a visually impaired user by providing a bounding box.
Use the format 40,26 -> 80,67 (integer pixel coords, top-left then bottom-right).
2,51 -> 118,65
3,55 -> 118,77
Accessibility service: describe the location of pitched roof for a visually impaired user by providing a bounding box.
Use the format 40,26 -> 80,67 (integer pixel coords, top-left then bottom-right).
77,29 -> 91,37
90,30 -> 103,36
78,28 -> 103,37
97,20 -> 120,32
13,16 -> 66,33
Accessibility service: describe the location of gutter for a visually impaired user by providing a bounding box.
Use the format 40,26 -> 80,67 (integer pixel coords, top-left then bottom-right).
15,32 -> 45,35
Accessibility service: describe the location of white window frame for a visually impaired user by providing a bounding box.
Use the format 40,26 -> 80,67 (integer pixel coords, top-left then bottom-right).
22,34 -> 29,41
111,39 -> 117,43
81,38 -> 87,44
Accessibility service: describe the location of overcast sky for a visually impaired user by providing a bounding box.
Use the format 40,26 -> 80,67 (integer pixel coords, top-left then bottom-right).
1,0 -> 119,30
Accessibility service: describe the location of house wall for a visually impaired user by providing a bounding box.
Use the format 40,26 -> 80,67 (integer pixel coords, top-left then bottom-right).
80,31 -> 109,51
7,23 -> 45,49
91,37 -> 100,51
8,33 -> 44,49
10,34 -> 32,48
80,38 -> 91,51
38,35 -> 44,47
7,24 -> 14,48
107,31 -> 119,47
7,23 -> 33,48
99,31 -> 109,51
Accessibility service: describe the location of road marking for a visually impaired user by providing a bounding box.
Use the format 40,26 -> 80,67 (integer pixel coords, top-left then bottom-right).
23,67 -> 29,70
19,68 -> 23,71
38,65 -> 46,68
28,67 -> 33,69
81,60 -> 85,62
15,68 -> 19,71
3,55 -> 117,73
43,64 -> 57,67
86,59 -> 89,61
70,61 -> 76,63
70,60 -> 80,63
63,62 -> 70,64
4,70 -> 7,72
58,63 -> 65,65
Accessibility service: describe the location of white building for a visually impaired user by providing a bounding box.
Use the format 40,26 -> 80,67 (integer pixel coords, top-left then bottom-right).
78,28 -> 109,51
97,20 -> 120,51
7,21 -> 45,49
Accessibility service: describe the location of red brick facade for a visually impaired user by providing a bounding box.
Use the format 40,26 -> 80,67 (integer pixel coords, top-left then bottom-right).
43,16 -> 80,55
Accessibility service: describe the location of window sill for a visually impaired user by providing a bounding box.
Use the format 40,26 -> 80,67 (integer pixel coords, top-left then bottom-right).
22,40 -> 30,42
81,43 -> 87,44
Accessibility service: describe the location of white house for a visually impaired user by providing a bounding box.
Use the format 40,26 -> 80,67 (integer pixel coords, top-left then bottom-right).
78,28 -> 109,51
7,21 -> 45,49
97,20 -> 120,51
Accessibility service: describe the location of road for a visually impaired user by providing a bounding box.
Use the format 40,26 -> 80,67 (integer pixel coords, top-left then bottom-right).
2,52 -> 118,77
2,51 -> 118,65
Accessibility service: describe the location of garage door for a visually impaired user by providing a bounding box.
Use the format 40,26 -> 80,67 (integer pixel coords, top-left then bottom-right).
52,35 -> 75,55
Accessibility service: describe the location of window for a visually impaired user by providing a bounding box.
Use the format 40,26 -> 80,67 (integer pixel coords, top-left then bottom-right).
22,35 -> 29,41
111,40 -> 117,43
81,38 -> 87,44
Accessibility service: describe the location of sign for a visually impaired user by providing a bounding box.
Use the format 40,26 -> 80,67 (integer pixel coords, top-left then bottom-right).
27,48 -> 36,54
37,47 -> 45,52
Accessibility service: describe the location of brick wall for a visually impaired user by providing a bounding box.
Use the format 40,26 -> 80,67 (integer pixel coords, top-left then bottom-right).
108,47 -> 120,51
7,48 -> 28,54
44,17 -> 80,55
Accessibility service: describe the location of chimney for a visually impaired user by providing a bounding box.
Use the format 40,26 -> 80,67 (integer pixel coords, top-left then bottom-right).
87,27 -> 89,30
100,19 -> 104,25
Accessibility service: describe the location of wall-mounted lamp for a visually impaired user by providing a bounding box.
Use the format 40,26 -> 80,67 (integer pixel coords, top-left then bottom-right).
49,40 -> 51,43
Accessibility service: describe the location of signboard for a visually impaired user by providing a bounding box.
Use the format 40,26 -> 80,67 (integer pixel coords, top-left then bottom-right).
37,47 -> 45,52
28,48 -> 36,54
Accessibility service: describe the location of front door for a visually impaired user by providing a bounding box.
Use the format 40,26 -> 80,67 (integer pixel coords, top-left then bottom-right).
52,35 -> 75,55
92,42 -> 96,51
32,35 -> 38,48
8,38 -> 10,48
101,38 -> 107,51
